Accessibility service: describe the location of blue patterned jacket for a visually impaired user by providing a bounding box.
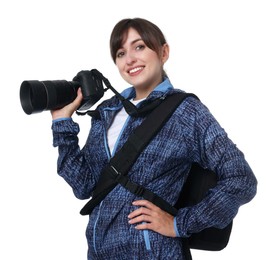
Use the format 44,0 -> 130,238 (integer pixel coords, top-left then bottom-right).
52,78 -> 257,259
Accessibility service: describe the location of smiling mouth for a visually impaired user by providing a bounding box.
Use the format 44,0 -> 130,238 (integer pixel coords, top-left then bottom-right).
128,66 -> 144,74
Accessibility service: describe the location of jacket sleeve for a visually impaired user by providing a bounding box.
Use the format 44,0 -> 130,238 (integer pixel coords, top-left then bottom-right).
175,98 -> 257,237
52,118 -> 98,200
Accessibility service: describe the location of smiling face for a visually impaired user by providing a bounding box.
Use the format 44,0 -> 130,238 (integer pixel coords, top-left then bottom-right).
115,28 -> 169,100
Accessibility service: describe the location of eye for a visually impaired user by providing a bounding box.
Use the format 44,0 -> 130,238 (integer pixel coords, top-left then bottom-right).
116,50 -> 125,58
136,44 -> 145,51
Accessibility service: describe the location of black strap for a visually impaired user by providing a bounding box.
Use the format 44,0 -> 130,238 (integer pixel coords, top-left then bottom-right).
114,173 -> 178,216
80,92 -> 196,215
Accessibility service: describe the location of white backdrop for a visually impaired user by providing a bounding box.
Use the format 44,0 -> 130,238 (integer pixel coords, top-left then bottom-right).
1,0 -> 278,259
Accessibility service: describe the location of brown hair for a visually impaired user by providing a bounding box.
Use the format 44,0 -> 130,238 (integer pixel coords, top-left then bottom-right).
110,18 -> 167,63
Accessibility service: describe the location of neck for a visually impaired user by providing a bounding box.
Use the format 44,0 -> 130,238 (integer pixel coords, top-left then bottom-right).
134,79 -> 163,100
134,91 -> 151,101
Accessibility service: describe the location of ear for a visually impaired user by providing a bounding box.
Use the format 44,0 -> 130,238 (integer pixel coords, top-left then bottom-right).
161,43 -> 170,64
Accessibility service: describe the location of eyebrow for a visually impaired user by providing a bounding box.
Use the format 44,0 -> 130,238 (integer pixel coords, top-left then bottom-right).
120,38 -> 143,49
130,38 -> 142,45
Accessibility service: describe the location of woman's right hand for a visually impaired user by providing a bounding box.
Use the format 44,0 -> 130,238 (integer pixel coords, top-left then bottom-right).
51,88 -> 83,120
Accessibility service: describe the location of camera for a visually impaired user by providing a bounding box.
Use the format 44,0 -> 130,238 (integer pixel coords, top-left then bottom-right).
20,70 -> 105,115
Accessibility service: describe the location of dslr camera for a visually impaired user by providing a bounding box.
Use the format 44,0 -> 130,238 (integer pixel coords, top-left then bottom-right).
20,69 -> 106,115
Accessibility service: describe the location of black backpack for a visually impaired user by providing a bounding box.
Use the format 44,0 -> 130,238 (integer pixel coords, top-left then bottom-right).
80,92 -> 232,251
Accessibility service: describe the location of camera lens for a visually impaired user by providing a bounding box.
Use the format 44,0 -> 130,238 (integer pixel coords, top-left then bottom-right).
20,80 -> 80,114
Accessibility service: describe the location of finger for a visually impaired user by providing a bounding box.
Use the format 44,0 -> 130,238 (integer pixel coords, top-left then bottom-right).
76,88 -> 83,99
132,200 -> 159,210
132,213 -> 176,237
72,88 -> 83,107
128,206 -> 152,219
128,214 -> 153,225
134,222 -> 153,231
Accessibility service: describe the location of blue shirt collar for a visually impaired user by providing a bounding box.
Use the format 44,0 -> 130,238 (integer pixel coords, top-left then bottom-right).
120,78 -> 174,100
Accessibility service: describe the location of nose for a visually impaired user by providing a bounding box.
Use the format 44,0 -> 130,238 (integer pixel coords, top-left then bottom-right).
125,51 -> 136,65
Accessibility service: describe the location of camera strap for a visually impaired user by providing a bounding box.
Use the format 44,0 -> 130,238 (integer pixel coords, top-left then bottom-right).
77,69 -> 170,118
76,97 -> 165,118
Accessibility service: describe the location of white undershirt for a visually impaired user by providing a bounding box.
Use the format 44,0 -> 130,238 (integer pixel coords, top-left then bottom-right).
107,98 -> 145,154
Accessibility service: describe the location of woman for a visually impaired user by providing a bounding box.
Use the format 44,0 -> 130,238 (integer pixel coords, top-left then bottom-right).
51,18 -> 257,259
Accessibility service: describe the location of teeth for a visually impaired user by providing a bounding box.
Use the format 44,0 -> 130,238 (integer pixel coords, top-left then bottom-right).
129,67 -> 143,74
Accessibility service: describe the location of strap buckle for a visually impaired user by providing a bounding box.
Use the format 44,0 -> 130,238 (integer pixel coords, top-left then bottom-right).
110,165 -> 121,175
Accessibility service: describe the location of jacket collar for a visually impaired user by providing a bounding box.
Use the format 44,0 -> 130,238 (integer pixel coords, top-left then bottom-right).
120,77 -> 174,100
100,78 -> 175,110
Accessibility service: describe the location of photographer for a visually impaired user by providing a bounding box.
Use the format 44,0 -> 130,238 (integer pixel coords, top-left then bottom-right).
51,18 -> 257,260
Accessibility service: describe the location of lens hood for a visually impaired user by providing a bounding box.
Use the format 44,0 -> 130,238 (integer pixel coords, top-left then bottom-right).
20,81 -> 48,115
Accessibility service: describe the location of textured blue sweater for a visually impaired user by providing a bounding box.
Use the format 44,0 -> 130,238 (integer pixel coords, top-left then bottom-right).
52,78 -> 257,259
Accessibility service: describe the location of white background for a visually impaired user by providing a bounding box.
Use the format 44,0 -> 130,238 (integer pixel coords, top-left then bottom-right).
0,0 -> 278,259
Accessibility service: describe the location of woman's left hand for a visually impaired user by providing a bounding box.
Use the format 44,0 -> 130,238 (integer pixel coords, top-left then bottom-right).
128,200 -> 176,237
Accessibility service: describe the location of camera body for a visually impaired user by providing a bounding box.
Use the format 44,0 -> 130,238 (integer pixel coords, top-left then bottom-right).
74,70 -> 104,111
20,70 -> 104,115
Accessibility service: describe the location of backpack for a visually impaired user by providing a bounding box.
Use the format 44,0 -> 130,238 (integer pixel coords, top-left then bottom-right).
80,92 -> 232,251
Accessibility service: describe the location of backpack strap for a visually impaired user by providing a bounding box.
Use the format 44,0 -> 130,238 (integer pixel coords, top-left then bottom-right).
80,92 -> 197,215
110,172 -> 178,216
